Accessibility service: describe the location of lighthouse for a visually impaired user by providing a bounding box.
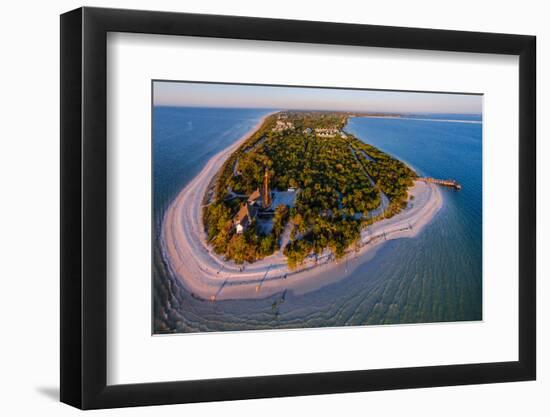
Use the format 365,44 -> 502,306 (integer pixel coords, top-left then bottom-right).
261,168 -> 272,209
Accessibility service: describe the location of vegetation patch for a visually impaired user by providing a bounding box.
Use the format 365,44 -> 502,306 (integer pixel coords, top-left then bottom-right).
203,111 -> 416,267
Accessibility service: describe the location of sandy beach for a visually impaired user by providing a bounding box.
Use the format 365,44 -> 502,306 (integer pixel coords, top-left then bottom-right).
160,118 -> 443,301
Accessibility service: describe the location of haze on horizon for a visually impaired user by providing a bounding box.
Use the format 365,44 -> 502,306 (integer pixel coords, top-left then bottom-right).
153,81 -> 482,115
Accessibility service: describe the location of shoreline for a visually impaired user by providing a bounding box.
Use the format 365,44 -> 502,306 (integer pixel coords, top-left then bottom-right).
160,116 -> 443,301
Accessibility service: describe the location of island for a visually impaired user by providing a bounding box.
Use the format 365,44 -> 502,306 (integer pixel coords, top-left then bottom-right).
204,111 -> 416,268
161,111 -> 444,300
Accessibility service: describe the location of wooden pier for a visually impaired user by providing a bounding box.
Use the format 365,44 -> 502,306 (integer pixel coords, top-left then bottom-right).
418,177 -> 461,190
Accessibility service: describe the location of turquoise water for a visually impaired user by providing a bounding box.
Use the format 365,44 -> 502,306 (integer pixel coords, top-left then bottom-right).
153,108 -> 482,333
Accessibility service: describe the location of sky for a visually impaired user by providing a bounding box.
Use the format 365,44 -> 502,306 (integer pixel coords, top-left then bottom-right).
153,81 -> 482,114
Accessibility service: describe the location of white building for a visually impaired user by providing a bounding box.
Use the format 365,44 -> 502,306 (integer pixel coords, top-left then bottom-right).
314,127 -> 339,138
272,120 -> 295,132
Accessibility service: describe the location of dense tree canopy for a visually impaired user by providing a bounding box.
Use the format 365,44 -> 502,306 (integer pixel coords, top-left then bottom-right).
203,111 -> 416,267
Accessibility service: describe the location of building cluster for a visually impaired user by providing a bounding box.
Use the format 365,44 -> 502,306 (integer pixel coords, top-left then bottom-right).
314,128 -> 340,138
312,127 -> 348,139
234,170 -> 272,234
272,120 -> 295,132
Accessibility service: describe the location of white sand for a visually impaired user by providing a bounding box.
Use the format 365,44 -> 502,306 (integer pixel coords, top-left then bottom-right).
161,119 -> 443,301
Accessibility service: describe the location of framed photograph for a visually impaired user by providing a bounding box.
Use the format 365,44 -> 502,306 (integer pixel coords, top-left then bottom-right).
60,7 -> 536,409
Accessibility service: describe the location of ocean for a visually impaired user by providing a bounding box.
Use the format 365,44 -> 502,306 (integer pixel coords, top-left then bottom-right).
153,107 -> 482,333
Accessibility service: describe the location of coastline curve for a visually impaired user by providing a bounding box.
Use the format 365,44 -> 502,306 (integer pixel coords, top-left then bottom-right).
160,118 -> 443,301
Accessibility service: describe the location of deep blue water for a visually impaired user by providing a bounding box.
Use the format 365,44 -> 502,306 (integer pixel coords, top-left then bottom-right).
153,108 -> 482,333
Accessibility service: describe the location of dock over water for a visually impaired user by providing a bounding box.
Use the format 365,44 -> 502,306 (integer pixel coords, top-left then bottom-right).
418,177 -> 461,190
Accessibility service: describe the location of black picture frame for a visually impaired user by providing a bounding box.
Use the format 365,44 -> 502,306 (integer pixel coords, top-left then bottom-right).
60,6 -> 536,410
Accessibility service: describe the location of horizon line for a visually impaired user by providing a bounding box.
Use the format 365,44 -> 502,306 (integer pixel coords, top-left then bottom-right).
152,104 -> 482,116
